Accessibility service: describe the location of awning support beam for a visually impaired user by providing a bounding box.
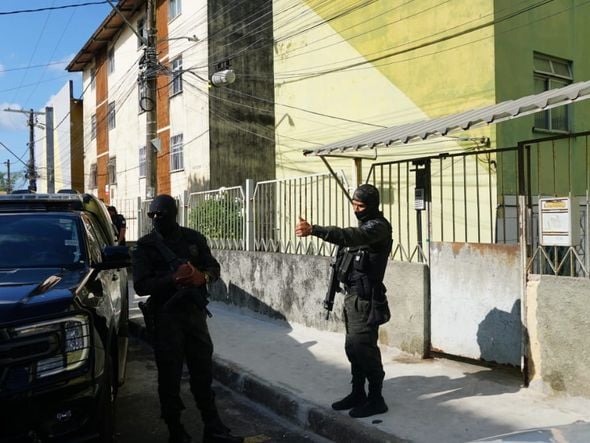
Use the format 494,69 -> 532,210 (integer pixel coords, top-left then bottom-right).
320,156 -> 353,204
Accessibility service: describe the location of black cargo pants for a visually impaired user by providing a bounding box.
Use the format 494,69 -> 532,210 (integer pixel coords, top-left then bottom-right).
154,298 -> 218,424
343,289 -> 385,389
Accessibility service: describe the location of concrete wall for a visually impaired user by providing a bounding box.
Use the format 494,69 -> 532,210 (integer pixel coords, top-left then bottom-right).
209,250 -> 429,356
526,274 -> 590,398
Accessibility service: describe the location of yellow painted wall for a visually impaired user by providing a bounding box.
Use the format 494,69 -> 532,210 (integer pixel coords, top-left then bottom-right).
273,0 -> 497,182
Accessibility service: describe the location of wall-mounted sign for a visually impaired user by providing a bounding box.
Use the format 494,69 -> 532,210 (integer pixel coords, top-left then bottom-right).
539,197 -> 579,247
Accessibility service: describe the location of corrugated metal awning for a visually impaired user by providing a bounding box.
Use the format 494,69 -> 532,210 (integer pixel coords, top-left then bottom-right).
303,80 -> 590,157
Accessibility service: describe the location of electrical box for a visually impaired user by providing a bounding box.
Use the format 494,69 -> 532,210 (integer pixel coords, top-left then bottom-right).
415,188 -> 425,210
539,197 -> 580,247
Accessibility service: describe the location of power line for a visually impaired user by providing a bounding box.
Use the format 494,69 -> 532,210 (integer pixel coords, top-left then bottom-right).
0,1 -> 108,16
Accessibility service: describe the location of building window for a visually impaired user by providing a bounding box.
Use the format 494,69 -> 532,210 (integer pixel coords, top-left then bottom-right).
533,53 -> 572,132
108,101 -> 116,130
108,47 -> 115,74
91,114 -> 96,140
90,67 -> 96,90
137,17 -> 146,48
169,0 -> 181,20
89,163 -> 97,188
139,145 -> 146,177
170,56 -> 183,96
107,157 -> 117,185
170,134 -> 184,172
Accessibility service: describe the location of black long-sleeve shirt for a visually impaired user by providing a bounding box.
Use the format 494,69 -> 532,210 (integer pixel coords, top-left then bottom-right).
311,215 -> 393,287
132,226 -> 220,304
311,216 -> 392,254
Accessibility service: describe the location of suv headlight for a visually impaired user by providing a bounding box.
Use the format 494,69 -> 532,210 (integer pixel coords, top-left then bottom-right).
12,314 -> 91,379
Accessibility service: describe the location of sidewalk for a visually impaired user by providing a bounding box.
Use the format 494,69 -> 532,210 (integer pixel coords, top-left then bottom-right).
128,302 -> 590,443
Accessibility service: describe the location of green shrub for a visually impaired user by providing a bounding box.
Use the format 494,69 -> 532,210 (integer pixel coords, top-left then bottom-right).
188,194 -> 243,239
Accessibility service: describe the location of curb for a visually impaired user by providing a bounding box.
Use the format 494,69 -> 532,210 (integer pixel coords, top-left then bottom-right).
128,317 -> 406,443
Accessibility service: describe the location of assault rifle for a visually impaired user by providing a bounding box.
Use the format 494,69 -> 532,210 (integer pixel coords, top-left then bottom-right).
152,232 -> 212,317
323,246 -> 342,320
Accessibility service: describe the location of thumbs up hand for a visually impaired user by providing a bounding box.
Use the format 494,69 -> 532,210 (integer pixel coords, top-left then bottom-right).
295,216 -> 312,237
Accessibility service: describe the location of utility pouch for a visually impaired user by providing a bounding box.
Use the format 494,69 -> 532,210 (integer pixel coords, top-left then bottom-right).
367,284 -> 390,326
138,296 -> 156,341
352,249 -> 369,272
336,250 -> 354,283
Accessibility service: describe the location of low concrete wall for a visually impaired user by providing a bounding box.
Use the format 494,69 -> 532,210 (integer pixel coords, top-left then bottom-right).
209,250 -> 429,356
527,275 -> 590,398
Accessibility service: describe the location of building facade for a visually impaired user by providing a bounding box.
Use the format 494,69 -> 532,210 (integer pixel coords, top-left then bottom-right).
36,80 -> 83,193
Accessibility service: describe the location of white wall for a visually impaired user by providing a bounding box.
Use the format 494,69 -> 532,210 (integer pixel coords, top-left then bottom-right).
38,81 -> 74,193
167,0 -> 210,195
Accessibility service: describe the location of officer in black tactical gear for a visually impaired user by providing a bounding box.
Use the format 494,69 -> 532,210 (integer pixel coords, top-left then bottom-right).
132,194 -> 243,443
295,183 -> 392,418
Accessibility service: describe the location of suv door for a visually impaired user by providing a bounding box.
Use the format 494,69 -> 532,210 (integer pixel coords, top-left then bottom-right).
80,214 -> 123,335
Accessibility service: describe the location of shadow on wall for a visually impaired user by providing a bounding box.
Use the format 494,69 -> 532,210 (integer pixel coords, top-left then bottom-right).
477,300 -> 522,367
209,278 -> 287,322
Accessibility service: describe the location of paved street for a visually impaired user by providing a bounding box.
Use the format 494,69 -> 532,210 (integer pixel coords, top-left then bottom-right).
115,337 -> 329,443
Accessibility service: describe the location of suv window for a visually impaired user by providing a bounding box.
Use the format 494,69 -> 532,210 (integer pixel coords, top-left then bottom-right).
0,214 -> 84,268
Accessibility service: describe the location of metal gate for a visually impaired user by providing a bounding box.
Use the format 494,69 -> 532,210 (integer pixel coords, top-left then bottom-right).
368,146 -> 523,365
369,131 -> 590,366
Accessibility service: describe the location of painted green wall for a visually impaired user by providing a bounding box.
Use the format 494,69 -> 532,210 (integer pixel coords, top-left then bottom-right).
494,0 -> 590,196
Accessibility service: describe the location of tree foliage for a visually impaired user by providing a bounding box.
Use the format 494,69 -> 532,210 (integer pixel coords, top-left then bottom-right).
188,194 -> 243,239
0,171 -> 23,193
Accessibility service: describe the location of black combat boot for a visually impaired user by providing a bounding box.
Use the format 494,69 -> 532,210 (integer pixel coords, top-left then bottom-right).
331,382 -> 367,411
166,419 -> 192,443
203,420 -> 244,443
348,383 -> 388,418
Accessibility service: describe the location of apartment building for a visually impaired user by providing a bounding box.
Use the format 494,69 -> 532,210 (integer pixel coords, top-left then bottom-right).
66,0 -> 275,203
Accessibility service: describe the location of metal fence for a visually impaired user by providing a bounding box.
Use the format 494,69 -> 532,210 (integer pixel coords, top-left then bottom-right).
518,132 -> 590,277
367,147 -> 513,262
110,131 -> 590,277
252,172 -> 351,255
111,197 -> 141,242
186,187 -> 245,250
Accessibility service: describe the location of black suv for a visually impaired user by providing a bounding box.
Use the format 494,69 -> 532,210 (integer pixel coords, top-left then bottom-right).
0,192 -> 130,442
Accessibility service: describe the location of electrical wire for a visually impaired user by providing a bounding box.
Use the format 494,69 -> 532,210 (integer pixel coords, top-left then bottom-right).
0,1 -> 109,16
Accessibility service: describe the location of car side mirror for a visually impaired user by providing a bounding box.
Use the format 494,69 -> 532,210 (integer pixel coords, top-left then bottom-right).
94,245 -> 131,271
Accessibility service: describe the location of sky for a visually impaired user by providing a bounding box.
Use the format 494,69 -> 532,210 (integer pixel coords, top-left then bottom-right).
0,0 -> 115,187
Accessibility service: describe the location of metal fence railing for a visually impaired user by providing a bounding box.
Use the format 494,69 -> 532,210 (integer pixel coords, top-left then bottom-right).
367,148 -> 510,263
187,187 -> 245,250
519,132 -> 590,277
252,172 -> 351,255
112,197 -> 141,242
110,131 -> 590,277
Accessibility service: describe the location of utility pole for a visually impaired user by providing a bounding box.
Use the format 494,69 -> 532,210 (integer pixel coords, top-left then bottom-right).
4,107 -> 45,192
45,106 -> 55,193
3,159 -> 10,193
144,0 -> 158,199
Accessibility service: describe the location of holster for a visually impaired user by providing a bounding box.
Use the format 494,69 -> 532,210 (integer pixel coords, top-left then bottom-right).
138,296 -> 156,341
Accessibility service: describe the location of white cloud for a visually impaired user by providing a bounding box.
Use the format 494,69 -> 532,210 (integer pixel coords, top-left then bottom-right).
0,103 -> 28,131
0,63 -> 4,76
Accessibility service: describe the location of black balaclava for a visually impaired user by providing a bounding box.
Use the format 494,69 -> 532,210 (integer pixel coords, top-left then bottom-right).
149,194 -> 178,236
352,184 -> 381,223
